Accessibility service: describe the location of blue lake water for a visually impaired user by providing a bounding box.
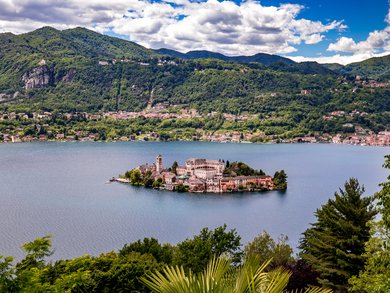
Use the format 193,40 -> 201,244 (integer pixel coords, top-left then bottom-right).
0,141 -> 389,260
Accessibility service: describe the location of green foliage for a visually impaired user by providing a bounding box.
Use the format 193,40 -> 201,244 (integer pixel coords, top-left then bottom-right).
0,256 -> 16,292
175,224 -> 242,273
300,178 -> 376,291
224,161 -> 265,177
120,238 -> 175,264
1,27 -> 390,137
0,226 -> 336,292
142,256 -> 291,293
16,235 -> 53,272
124,168 -> 144,185
2,236 -> 162,292
175,183 -> 189,192
153,179 -> 163,188
348,155 -> 390,292
376,155 -> 390,229
348,221 -> 390,292
244,231 -> 293,270
344,55 -> 390,80
171,161 -> 178,174
273,170 -> 288,190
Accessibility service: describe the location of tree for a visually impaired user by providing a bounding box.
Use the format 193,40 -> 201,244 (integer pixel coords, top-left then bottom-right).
244,231 -> 293,270
120,238 -> 174,264
376,155 -> 390,229
171,161 -> 178,174
175,224 -> 242,273
130,169 -> 142,185
92,252 -> 161,293
285,259 -> 320,292
273,170 -> 287,190
348,221 -> 390,292
13,235 -> 53,291
299,178 -> 376,291
349,155 -> 390,292
16,235 -> 53,272
0,256 -> 16,292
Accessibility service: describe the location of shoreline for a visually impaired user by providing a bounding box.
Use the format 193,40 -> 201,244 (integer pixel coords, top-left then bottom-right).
1,138 -> 390,147
110,177 -> 281,194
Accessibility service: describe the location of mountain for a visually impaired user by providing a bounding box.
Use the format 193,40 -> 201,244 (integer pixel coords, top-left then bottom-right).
155,48 -> 295,66
0,26 -> 389,125
268,61 -> 337,75
0,26 -> 157,92
322,55 -> 390,80
155,48 -> 338,75
154,48 -> 188,59
322,63 -> 345,72
344,55 -> 390,80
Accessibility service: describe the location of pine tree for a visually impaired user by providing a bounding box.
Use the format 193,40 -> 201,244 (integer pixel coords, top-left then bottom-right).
299,178 -> 376,291
349,155 -> 390,292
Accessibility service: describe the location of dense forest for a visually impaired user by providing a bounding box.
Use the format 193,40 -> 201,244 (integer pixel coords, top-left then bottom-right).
1,155 -> 389,292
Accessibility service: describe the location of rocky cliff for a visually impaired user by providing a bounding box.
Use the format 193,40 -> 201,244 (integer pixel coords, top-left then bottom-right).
21,65 -> 76,90
22,65 -> 53,90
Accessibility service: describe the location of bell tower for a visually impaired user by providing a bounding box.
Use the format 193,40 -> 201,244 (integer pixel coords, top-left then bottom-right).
156,155 -> 163,173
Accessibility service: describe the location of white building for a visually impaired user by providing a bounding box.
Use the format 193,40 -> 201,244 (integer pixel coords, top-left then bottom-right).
176,158 -> 224,177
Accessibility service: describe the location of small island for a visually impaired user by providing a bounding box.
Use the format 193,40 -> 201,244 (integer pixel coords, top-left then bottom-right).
113,155 -> 287,193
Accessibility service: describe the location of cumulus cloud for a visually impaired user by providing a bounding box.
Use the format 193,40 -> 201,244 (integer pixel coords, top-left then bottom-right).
287,6 -> 390,65
328,30 -> 389,54
327,7 -> 390,57
0,0 -> 345,55
289,51 -> 390,65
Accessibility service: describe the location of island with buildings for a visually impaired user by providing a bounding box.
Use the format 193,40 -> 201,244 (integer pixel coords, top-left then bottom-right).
113,155 -> 287,193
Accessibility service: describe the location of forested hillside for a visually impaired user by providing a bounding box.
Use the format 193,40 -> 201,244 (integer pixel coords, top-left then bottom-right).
0,27 -> 389,137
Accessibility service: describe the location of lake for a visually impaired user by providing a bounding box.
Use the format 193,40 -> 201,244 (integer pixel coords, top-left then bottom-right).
0,141 -> 389,260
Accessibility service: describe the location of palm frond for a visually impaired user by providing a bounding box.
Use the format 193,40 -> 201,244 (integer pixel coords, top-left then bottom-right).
142,256 -> 300,293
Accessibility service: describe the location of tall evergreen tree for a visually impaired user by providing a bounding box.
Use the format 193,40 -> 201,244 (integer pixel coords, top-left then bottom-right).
349,155 -> 390,292
299,178 -> 376,291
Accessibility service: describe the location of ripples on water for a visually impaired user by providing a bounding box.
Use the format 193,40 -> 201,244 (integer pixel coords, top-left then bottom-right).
0,141 -> 388,260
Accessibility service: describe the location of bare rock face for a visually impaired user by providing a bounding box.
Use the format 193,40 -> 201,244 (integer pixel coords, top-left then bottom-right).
61,69 -> 76,82
0,91 -> 21,101
22,66 -> 52,90
0,93 -> 7,101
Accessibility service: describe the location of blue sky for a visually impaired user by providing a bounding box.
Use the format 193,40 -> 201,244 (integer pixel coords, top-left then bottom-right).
280,0 -> 389,57
0,0 -> 389,64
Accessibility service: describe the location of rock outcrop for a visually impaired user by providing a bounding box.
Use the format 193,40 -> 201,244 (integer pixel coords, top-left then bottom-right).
22,66 -> 53,90
0,91 -> 21,101
21,65 -> 76,90
61,69 -> 76,82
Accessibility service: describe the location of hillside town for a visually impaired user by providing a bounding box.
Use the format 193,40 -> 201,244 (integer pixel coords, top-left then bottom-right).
1,105 -> 390,146
114,155 -> 283,193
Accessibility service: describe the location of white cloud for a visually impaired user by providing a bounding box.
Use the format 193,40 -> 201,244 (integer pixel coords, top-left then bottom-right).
327,7 -> 390,55
328,30 -> 390,54
0,0 -> 345,56
302,34 -> 324,45
288,51 -> 390,65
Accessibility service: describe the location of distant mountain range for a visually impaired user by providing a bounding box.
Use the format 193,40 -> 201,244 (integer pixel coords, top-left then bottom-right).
155,48 -> 296,66
155,48 -> 339,76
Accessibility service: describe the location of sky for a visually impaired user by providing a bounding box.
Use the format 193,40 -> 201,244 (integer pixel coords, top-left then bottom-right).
0,0 -> 389,64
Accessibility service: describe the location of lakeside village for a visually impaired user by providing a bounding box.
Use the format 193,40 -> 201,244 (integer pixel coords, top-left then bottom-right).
113,155 -> 287,193
1,106 -> 390,146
